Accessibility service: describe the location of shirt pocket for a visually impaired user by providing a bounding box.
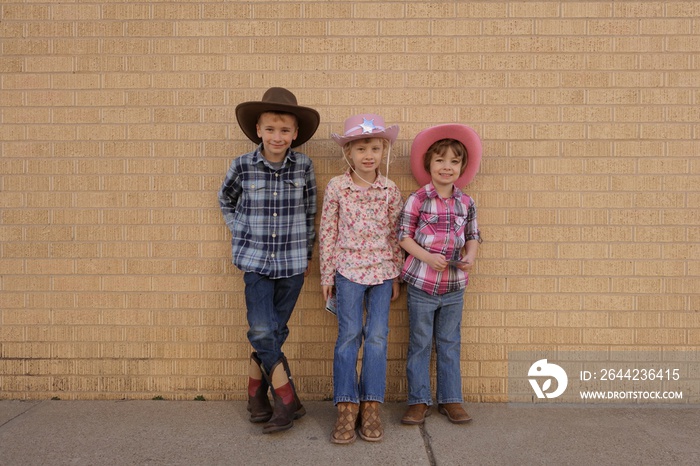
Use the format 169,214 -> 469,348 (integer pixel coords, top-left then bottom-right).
283,177 -> 306,205
241,179 -> 267,209
417,214 -> 440,236
453,213 -> 468,247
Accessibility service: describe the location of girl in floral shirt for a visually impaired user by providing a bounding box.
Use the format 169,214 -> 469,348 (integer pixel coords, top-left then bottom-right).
320,114 -> 403,444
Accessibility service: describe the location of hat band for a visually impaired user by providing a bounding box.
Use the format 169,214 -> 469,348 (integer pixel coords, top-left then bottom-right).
343,118 -> 387,138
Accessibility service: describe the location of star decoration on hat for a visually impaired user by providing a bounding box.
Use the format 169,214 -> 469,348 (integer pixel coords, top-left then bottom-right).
359,118 -> 376,134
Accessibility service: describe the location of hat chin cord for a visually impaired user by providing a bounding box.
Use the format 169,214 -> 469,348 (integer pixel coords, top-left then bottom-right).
342,144 -> 393,205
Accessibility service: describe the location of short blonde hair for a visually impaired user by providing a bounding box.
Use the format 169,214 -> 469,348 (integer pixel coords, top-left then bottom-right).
342,137 -> 390,159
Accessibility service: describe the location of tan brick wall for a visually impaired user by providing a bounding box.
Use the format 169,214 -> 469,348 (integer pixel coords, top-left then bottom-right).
1,1 -> 698,402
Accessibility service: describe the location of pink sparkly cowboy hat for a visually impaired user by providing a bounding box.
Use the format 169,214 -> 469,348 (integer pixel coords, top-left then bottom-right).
410,123 -> 482,189
235,87 -> 320,148
331,114 -> 399,146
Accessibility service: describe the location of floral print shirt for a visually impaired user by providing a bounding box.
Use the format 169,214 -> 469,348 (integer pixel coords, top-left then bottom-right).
320,170 -> 403,286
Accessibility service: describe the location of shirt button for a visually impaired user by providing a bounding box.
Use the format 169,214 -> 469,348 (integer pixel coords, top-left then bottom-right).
270,253 -> 275,258
273,192 -> 278,196
273,213 -> 277,217
250,184 -> 255,189
271,234 -> 276,238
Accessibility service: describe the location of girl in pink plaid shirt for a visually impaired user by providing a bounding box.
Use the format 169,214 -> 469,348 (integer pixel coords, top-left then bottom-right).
398,124 -> 482,427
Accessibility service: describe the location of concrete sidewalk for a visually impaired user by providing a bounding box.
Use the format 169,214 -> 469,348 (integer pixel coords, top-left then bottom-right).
1,400 -> 698,466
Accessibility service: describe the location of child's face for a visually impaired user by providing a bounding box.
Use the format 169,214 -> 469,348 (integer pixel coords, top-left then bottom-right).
256,112 -> 298,161
429,146 -> 463,189
345,137 -> 385,180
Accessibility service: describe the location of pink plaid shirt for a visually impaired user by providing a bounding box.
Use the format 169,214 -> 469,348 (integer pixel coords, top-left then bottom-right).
398,183 -> 480,296
320,171 -> 403,286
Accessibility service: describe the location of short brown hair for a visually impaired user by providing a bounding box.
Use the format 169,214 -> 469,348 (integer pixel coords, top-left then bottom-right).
423,139 -> 468,175
257,111 -> 298,128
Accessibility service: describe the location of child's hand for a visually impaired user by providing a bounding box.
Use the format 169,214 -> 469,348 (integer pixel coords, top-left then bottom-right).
391,281 -> 400,301
425,253 -> 448,272
322,285 -> 334,301
456,259 -> 474,272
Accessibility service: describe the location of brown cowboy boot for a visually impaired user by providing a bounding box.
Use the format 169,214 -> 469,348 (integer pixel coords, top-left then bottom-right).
438,403 -> 472,424
280,355 -> 306,419
358,401 -> 383,442
401,403 -> 431,425
330,402 -> 359,444
262,357 -> 305,434
247,352 -> 272,423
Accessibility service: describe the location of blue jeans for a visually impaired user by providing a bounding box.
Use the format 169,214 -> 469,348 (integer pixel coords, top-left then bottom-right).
243,272 -> 305,372
333,273 -> 392,404
406,284 -> 465,406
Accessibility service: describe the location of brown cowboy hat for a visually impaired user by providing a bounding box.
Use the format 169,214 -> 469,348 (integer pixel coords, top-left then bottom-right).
235,87 -> 321,148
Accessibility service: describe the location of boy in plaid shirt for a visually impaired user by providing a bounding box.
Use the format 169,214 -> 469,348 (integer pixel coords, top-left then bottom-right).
219,88 -> 319,434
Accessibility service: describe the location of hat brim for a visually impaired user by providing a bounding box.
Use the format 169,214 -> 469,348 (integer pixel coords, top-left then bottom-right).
331,125 -> 399,146
235,101 -> 321,148
410,124 -> 482,189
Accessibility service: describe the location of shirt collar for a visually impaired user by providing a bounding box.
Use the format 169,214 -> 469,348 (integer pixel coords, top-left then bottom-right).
340,169 -> 388,190
425,182 -> 463,200
252,144 -> 296,168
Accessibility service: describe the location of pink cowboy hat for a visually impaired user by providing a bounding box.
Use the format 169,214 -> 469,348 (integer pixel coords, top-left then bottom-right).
331,114 -> 399,146
410,124 -> 482,189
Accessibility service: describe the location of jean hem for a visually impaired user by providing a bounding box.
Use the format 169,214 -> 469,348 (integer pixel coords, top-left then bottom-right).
334,396 -> 359,405
407,399 -> 433,407
437,398 -> 464,405
359,396 -> 384,403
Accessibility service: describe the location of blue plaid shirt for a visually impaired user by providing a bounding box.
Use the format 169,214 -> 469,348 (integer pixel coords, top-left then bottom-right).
218,145 -> 317,279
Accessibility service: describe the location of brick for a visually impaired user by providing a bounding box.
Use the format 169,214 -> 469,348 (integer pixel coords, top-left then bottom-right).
75,90 -> 125,107
24,56 -> 73,73
613,2 -> 664,18
536,89 -> 585,105
74,259 -> 124,275
583,295 -> 634,312
102,3 -> 151,20
611,278 -> 664,294
537,19 -> 586,35
52,38 -> 100,55
123,293 -> 174,313
479,327 -> 530,344
178,21 -> 227,37
636,329 -> 686,345
405,2 -> 454,18
2,73 -> 51,90
666,278 -> 700,295
151,38 -> 200,55
531,328 -> 582,344
560,276 -> 610,293
3,275 -> 51,292
103,276 -> 153,292
2,39 -> 50,55
582,260 -> 633,277
532,259 -> 582,277
125,20 -> 176,37
582,329 -> 635,345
